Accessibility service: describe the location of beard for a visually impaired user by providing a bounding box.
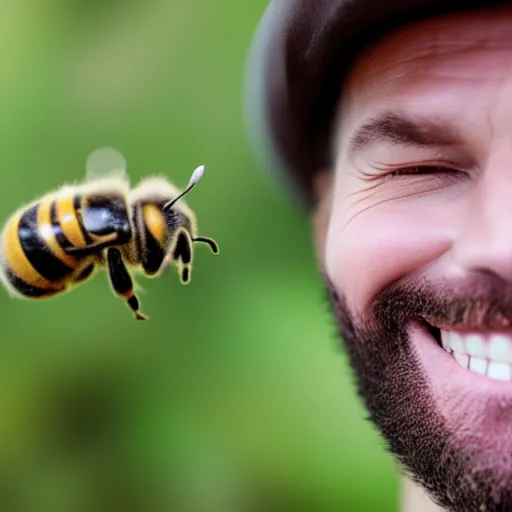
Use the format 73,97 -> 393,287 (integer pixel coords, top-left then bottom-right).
324,270 -> 512,512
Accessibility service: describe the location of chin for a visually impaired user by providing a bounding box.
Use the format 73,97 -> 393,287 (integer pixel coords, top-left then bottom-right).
325,273 -> 512,512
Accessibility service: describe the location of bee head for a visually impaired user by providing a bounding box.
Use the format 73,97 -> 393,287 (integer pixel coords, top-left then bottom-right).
159,165 -> 218,283
161,207 -> 193,239
160,164 -> 204,241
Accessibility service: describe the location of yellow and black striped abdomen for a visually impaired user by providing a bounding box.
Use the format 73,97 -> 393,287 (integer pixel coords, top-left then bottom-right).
0,195 -> 87,299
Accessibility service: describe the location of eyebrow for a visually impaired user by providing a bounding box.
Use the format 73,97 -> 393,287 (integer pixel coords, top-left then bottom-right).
346,111 -> 462,160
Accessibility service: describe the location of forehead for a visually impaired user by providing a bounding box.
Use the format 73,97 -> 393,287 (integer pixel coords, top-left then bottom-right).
340,7 -> 512,126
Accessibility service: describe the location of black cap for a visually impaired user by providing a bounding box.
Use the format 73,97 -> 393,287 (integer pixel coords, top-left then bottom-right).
244,0 -> 509,210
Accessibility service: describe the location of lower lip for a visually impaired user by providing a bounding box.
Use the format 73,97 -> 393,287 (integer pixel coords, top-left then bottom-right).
409,321 -> 512,468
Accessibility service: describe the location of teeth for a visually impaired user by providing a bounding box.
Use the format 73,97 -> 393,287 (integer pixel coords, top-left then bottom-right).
453,352 -> 469,369
469,357 -> 487,375
440,330 -> 512,381
487,362 -> 512,381
489,335 -> 512,363
466,335 -> 487,358
443,331 -> 465,354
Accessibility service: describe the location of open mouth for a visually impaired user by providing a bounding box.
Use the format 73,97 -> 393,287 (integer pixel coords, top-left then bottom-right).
427,323 -> 512,381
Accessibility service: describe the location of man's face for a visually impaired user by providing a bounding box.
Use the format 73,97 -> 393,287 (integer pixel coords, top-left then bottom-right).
316,7 -> 512,511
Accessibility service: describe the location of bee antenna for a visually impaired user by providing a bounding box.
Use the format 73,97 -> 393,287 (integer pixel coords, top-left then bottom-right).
162,165 -> 205,211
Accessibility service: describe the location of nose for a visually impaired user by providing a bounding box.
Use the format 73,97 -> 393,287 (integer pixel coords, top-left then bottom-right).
452,152 -> 512,281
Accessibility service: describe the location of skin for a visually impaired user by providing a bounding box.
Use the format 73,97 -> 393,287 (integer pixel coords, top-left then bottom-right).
312,7 -> 512,512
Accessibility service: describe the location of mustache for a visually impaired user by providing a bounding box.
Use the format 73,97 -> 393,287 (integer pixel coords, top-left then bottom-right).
371,270 -> 512,332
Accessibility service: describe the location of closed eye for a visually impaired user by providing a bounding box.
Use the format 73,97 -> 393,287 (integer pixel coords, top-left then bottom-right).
389,165 -> 456,176
385,164 -> 469,186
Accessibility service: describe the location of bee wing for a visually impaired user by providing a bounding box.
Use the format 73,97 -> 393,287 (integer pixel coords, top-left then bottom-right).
85,147 -> 129,182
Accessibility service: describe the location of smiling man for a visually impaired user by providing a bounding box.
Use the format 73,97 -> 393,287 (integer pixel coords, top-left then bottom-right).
246,2 -> 512,511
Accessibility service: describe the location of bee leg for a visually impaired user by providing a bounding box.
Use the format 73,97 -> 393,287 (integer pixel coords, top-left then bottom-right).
106,247 -> 148,321
172,229 -> 193,284
66,233 -> 119,254
192,236 -> 219,254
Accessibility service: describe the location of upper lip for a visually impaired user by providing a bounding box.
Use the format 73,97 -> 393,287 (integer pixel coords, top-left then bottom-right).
422,314 -> 512,333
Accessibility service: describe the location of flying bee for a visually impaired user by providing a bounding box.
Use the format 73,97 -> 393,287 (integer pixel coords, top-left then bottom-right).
0,148 -> 219,320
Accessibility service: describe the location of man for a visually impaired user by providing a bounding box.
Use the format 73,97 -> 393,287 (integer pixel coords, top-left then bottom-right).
245,2 -> 512,511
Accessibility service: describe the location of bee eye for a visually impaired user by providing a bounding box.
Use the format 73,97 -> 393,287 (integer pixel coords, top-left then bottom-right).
162,209 -> 180,232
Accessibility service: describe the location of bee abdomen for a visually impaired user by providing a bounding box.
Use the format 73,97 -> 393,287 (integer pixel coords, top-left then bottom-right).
72,263 -> 95,284
0,198 -> 81,298
19,204 -> 76,282
2,267 -> 60,298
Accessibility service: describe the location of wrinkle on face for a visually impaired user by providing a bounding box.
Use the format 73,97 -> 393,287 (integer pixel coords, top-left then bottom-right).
334,176 -> 419,236
319,6 -> 512,321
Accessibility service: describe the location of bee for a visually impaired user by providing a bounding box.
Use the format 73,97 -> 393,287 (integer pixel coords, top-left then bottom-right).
0,148 -> 219,320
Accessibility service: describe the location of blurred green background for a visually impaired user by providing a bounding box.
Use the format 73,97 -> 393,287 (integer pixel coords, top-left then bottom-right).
0,1 -> 398,510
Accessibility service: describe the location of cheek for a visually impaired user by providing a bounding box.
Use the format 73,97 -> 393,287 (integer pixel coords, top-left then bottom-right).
325,198 -> 458,315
